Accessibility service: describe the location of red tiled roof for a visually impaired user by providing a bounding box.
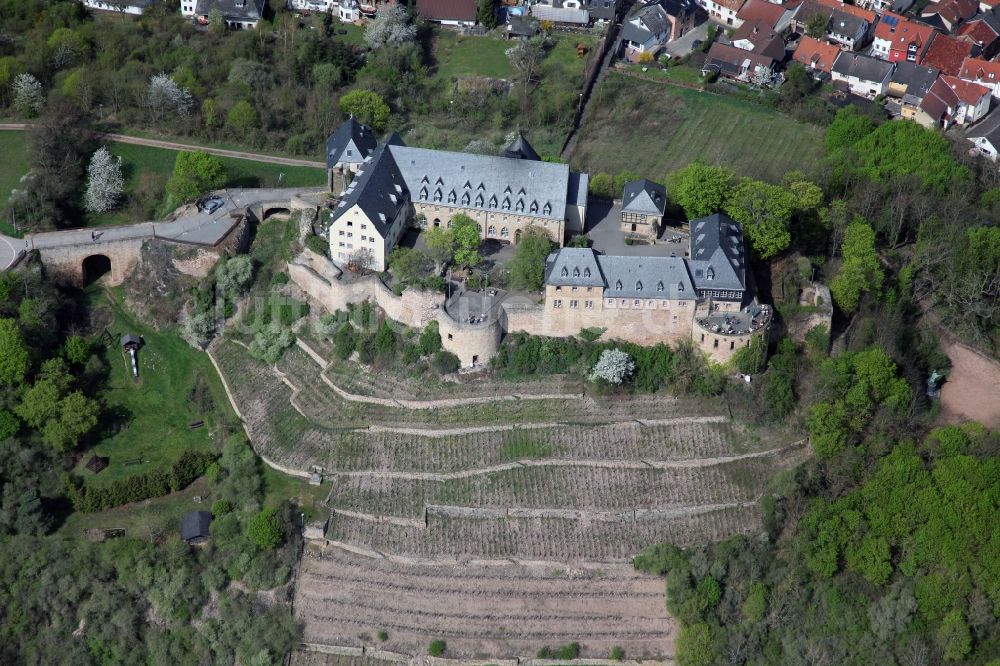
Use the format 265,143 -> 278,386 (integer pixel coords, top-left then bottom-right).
922,0 -> 977,26
874,12 -> 937,49
921,33 -> 974,75
813,0 -> 875,22
736,0 -> 785,27
792,35 -> 841,73
919,78 -> 956,120
711,0 -> 747,11
957,18 -> 1000,47
958,55 -> 1000,83
940,73 -> 990,103
415,0 -> 475,21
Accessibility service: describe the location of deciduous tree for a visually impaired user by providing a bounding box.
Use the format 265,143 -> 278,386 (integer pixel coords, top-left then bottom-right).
668,161 -> 735,220
338,89 -> 391,132
166,151 -> 226,203
364,4 -> 416,49
83,147 -> 125,214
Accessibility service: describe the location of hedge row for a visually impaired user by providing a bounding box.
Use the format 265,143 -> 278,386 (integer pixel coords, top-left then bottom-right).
67,450 -> 217,513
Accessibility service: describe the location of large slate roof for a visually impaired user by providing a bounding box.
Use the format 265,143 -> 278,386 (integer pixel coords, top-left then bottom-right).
622,179 -> 667,215
598,255 -> 694,299
389,145 -> 570,222
325,117 -> 378,169
544,248 -> 605,287
687,213 -> 746,293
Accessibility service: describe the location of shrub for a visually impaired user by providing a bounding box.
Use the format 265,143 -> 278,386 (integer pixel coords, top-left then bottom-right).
430,350 -> 460,374
590,348 -> 635,385
428,640 -> 446,656
578,327 -> 605,342
212,499 -> 233,517
304,234 -> 328,257
610,646 -> 625,661
245,507 -> 282,550
334,325 -> 357,359
419,321 -> 442,356
377,630 -> 389,642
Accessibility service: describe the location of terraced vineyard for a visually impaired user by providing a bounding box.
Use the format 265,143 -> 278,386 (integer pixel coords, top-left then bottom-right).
294,545 -> 676,659
210,332 -> 808,657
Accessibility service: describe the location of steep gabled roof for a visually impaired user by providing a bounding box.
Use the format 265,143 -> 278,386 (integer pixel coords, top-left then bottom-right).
326,117 -> 378,169
875,12 -> 937,56
958,55 -> 1000,83
940,73 -> 991,103
598,255 -> 695,300
831,51 -> 894,82
814,0 -> 876,21
736,0 -> 786,27
891,61 -> 940,100
956,16 -> 1000,48
181,511 -> 212,542
332,144 -> 410,237
622,179 -> 667,215
792,36 -> 841,73
502,132 -> 541,161
920,33 -> 973,75
966,105 -> 1000,144
703,41 -> 776,76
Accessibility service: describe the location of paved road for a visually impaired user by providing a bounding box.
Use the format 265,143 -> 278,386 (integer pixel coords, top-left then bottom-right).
663,21 -> 709,58
0,187 -> 326,271
0,124 -> 326,169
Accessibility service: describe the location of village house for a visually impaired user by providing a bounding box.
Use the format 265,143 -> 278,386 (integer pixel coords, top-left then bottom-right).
921,0 -> 978,32
792,36 -> 841,75
915,74 -> 992,127
958,55 -> 1000,97
582,0 -> 621,22
621,179 -> 668,241
182,0 -> 266,28
871,13 -> 937,63
889,61 -> 940,118
735,0 -> 792,33
529,0 -> 591,26
791,0 -> 873,52
956,14 -> 1000,58
831,51 -> 894,97
703,41 -> 777,81
622,2 -> 684,61
966,106 -> 1000,158
920,33 -> 975,75
338,0 -> 360,19
82,0 -> 155,15
415,0 -> 476,26
730,21 -> 787,62
324,123 -> 588,272
696,0 -> 745,26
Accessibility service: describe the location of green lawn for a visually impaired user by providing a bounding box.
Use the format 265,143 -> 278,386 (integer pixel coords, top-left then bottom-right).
432,31 -> 513,83
0,131 -> 30,236
0,131 -> 327,229
570,73 -> 825,184
72,287 -> 235,488
330,18 -> 365,47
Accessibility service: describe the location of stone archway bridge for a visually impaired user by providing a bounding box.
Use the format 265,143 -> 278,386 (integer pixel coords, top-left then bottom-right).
0,188 -> 325,285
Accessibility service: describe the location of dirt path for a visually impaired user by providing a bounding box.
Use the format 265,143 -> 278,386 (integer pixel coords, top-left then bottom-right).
0,123 -> 326,168
939,342 -> 1000,429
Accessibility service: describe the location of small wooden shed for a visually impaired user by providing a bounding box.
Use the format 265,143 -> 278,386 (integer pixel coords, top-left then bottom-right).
180,510 -> 213,545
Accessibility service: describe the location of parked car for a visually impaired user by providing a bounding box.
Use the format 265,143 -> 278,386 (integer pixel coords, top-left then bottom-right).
198,196 -> 225,214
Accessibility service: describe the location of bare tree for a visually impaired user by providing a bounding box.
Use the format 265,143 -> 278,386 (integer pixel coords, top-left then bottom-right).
348,247 -> 375,273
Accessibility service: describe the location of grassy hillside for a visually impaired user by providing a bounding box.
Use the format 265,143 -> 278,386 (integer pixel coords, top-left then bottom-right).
570,73 -> 825,184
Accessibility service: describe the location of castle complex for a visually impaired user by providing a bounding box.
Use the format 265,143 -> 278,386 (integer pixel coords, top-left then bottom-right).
302,120 -> 770,365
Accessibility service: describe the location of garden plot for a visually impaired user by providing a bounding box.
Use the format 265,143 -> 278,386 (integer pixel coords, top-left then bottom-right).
294,544 -> 675,658
326,504 -> 760,562
326,460 -> 771,519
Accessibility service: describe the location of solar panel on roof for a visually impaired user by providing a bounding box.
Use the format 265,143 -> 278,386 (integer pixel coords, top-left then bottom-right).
883,14 -> 898,27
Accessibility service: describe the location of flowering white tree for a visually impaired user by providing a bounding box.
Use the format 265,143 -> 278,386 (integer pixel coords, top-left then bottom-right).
750,65 -> 775,88
589,348 -> 635,385
364,5 -> 416,50
12,74 -> 44,117
143,73 -> 193,123
84,147 -> 125,214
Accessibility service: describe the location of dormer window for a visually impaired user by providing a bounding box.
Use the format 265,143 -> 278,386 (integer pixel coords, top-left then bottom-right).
504,185 -> 512,194
448,190 -> 457,203
475,195 -> 484,206
518,187 -> 526,196
573,267 -> 580,277
435,177 -> 444,186
678,282 -> 684,291
477,182 -> 485,191
421,175 -> 429,184
502,197 -> 511,210
515,200 -> 524,212
657,281 -> 664,291
489,195 -> 497,208
635,281 -> 642,291
706,267 -> 715,280
530,201 -> 539,213
615,280 -> 622,290
584,267 -> 591,278
463,180 -> 471,189
433,189 -> 443,202
461,193 -> 470,205
562,267 -> 569,277
419,187 -> 428,200
543,202 -> 552,215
